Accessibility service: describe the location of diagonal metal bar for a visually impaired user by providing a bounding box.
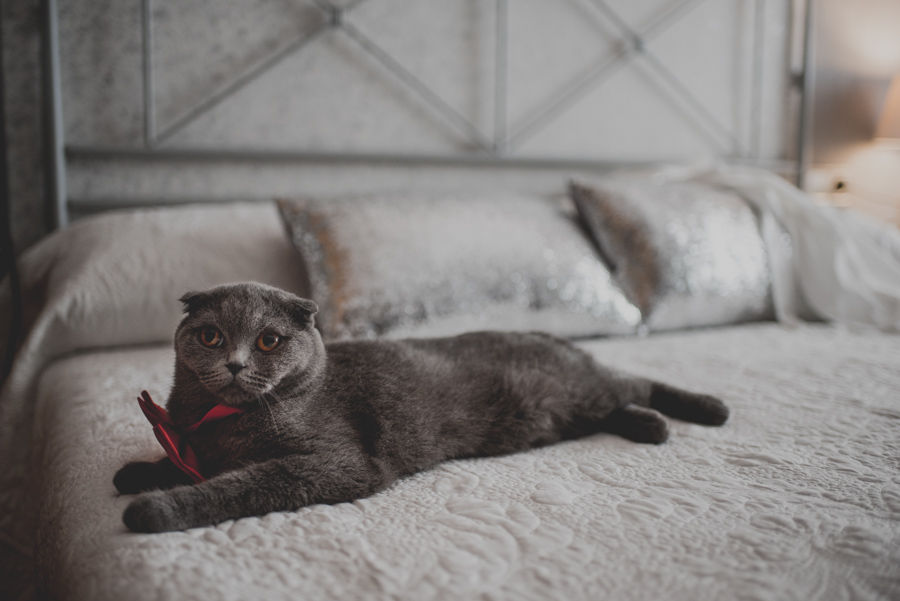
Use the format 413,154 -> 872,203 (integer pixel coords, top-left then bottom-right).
310,0 -> 369,12
508,46 -> 635,149
509,0 -> 714,152
641,0 -> 707,39
587,0 -> 642,47
641,52 -> 743,153
142,0 -> 155,146
305,0 -> 335,14
588,0 -> 741,153
154,24 -> 329,145
339,20 -> 495,152
494,0 -> 509,155
592,0 -> 740,149
152,0 -> 341,146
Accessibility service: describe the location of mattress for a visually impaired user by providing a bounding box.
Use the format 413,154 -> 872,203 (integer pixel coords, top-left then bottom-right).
32,322 -> 900,600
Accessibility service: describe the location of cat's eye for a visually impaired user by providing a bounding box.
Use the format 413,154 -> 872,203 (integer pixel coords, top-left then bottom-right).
257,333 -> 280,352
199,327 -> 223,348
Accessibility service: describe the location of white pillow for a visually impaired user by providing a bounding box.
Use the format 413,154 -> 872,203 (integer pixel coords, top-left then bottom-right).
279,191 -> 641,340
2,202 -> 308,397
570,179 -> 773,331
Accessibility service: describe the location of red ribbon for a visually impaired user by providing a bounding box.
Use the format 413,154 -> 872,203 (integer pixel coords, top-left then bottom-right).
137,390 -> 244,483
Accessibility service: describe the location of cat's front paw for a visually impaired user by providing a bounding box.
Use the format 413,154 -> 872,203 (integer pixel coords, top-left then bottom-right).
114,461 -> 158,495
123,491 -> 183,533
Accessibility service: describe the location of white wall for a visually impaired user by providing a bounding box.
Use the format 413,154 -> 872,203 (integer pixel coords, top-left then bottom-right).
808,0 -> 900,226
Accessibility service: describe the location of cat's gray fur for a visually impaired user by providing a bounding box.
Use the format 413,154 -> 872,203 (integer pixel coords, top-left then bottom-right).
115,282 -> 729,533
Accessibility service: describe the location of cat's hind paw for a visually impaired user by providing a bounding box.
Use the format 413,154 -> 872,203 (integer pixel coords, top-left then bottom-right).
605,405 -> 670,445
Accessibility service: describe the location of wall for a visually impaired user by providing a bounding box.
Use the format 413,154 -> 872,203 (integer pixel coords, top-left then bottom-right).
807,0 -> 900,225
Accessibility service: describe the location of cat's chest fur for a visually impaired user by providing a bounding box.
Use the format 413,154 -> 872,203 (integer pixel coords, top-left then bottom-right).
187,412 -> 300,474
184,333 -> 576,478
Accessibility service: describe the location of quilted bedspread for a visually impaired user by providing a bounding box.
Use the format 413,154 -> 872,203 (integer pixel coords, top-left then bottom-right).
30,323 -> 900,600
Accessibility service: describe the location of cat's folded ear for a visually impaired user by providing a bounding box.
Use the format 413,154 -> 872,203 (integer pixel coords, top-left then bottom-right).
289,298 -> 318,326
179,291 -> 214,314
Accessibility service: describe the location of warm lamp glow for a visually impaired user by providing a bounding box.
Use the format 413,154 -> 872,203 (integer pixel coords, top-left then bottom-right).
876,76 -> 900,140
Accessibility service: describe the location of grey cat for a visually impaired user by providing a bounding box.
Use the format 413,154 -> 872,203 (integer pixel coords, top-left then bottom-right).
114,282 -> 729,533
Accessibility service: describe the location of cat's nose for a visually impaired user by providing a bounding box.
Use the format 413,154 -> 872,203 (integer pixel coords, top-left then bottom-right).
226,363 -> 246,375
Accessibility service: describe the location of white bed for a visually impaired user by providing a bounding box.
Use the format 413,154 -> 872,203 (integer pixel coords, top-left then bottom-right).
30,321 -> 900,600
2,199 -> 899,600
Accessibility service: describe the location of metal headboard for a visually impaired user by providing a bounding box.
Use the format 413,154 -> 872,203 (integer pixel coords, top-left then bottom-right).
41,0 -> 815,229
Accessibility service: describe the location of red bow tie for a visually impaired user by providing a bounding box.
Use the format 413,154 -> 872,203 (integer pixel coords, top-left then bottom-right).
137,390 -> 244,483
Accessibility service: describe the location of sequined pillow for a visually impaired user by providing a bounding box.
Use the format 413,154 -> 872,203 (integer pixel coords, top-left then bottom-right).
278,192 -> 641,341
569,179 -> 773,332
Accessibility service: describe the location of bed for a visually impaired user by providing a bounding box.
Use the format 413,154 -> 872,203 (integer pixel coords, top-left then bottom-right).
1,177 -> 899,600
29,322 -> 900,601
4,0 -> 900,599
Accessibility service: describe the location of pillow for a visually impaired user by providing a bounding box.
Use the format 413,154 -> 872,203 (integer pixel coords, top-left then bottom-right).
1,201 -> 309,394
278,192 -> 641,340
569,178 -> 773,331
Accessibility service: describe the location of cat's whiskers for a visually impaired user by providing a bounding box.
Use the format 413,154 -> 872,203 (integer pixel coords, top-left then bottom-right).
198,369 -> 231,388
239,371 -> 269,393
258,392 -> 281,438
244,374 -> 268,386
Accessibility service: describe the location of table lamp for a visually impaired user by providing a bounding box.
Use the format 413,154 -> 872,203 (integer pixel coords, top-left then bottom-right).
876,75 -> 900,145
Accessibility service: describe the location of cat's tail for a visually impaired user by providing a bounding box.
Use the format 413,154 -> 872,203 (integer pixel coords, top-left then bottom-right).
648,382 -> 729,426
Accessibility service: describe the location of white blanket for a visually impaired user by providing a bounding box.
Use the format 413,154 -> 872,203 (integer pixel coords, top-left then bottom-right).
5,193 -> 900,600
33,323 -> 900,600
657,163 -> 900,332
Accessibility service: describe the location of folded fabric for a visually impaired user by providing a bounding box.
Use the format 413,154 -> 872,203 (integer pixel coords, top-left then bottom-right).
653,163 -> 900,332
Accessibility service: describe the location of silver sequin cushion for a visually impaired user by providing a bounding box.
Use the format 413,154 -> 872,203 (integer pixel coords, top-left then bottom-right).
278,192 -> 641,341
569,179 -> 773,332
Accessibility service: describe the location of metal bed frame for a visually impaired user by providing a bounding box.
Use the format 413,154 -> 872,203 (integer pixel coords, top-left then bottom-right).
40,0 -> 816,229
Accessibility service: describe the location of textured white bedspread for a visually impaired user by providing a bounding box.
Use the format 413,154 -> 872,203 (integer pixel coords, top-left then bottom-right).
34,323 -> 900,600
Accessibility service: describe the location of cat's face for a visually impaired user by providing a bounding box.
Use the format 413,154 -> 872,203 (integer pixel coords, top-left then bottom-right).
173,283 -> 321,406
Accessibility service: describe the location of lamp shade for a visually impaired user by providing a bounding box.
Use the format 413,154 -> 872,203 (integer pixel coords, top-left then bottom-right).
876,75 -> 900,140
